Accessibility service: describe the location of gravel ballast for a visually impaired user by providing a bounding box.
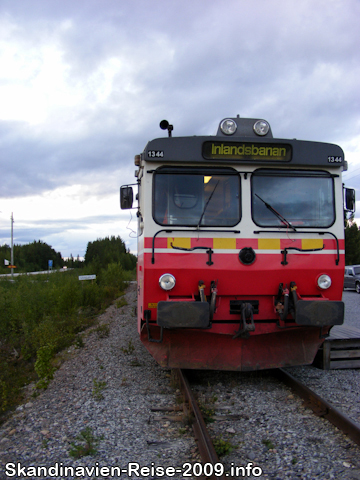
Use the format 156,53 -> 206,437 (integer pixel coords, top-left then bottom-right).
0,284 -> 359,479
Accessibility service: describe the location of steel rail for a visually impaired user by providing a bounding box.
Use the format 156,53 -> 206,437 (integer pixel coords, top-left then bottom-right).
175,369 -> 226,480
275,368 -> 360,446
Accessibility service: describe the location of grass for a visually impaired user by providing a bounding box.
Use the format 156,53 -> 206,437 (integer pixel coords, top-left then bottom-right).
0,262 -> 133,420
198,401 -> 215,424
69,427 -> 103,458
116,297 -> 128,309
94,324 -> 110,338
120,339 -> 135,355
92,378 -> 107,400
212,436 -> 237,457
262,438 -> 275,450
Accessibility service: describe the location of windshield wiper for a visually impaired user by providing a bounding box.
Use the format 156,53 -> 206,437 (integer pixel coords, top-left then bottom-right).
197,180 -> 219,229
255,194 -> 296,231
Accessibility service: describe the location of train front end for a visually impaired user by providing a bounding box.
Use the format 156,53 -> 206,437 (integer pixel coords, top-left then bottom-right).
121,117 -> 355,371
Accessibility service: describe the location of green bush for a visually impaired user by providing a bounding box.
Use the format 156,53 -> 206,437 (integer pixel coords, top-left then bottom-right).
100,262 -> 126,291
34,344 -> 55,389
81,282 -> 102,309
0,260 -> 131,416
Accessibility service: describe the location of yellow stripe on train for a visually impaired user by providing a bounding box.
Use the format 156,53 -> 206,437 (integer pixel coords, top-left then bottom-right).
213,238 -> 236,249
167,237 -> 191,249
166,237 -> 324,251
301,238 -> 324,249
258,238 -> 281,250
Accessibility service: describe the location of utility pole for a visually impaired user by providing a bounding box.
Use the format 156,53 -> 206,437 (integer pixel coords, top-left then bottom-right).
11,212 -> 14,279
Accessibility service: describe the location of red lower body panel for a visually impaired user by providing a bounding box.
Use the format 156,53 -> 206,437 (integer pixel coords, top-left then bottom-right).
140,324 -> 324,371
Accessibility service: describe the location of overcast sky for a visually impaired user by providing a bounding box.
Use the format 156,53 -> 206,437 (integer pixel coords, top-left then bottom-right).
0,0 -> 359,259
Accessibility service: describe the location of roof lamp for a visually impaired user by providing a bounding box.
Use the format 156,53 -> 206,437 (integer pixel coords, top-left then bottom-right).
253,120 -> 270,136
220,119 -> 237,135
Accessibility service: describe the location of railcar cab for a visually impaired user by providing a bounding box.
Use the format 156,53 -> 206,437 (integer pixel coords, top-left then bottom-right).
120,116 -> 355,371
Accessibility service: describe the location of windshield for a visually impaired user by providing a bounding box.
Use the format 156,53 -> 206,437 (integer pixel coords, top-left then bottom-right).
252,170 -> 335,228
153,168 -> 240,226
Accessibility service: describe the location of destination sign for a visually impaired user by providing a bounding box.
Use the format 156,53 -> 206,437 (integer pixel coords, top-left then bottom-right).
203,141 -> 292,161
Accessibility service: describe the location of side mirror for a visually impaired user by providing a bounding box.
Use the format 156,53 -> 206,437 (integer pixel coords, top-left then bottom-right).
120,186 -> 134,209
345,188 -> 356,212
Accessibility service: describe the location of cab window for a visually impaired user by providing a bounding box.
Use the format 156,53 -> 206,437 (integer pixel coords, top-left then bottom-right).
153,167 -> 241,227
251,169 -> 335,228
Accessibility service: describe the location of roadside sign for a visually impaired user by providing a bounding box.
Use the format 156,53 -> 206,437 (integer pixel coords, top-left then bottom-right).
78,274 -> 96,281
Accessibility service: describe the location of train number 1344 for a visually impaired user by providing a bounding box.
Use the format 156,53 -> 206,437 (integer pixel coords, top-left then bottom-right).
328,156 -> 342,163
148,150 -> 164,158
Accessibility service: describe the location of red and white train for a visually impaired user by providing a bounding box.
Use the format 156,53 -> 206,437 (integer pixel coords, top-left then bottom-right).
121,116 -> 355,371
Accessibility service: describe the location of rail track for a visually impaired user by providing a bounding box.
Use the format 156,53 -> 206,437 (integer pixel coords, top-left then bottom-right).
274,368 -> 360,447
174,368 -> 360,478
175,369 -> 225,479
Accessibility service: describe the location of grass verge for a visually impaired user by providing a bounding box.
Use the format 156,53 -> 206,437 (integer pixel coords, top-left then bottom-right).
0,262 -> 134,421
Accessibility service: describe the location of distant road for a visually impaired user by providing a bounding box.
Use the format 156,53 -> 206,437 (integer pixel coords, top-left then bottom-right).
343,290 -> 360,328
0,268 -> 71,278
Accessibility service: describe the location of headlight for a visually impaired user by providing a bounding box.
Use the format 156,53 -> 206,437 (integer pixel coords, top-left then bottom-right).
253,120 -> 270,136
159,273 -> 176,291
220,119 -> 237,135
317,274 -> 332,290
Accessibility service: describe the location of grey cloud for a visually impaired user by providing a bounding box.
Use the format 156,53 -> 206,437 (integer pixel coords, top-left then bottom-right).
1,0 -> 359,255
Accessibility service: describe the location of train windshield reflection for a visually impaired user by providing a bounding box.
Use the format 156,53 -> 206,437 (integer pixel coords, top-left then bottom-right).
153,168 -> 241,226
252,170 -> 335,228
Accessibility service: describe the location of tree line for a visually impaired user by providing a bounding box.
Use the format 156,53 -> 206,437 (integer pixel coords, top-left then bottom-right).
345,218 -> 360,265
0,241 -> 62,273
84,235 -> 136,271
0,236 -> 136,274
1,224 -> 359,273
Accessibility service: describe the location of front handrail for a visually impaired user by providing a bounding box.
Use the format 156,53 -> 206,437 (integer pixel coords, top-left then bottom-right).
151,228 -> 240,264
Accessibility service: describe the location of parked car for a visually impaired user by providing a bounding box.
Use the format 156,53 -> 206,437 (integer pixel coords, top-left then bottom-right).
344,265 -> 360,293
